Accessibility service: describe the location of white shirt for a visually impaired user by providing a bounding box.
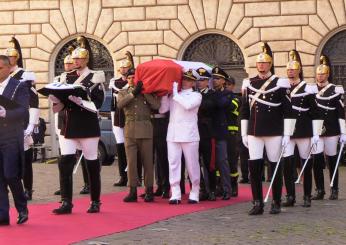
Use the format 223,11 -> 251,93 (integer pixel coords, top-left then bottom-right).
159,88 -> 202,142
0,76 -> 11,95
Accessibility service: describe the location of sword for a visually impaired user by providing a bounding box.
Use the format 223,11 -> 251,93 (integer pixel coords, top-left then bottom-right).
73,153 -> 84,175
295,144 -> 315,184
330,142 -> 344,187
264,147 -> 285,203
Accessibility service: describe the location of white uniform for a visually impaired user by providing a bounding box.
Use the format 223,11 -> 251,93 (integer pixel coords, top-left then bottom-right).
159,88 -> 202,202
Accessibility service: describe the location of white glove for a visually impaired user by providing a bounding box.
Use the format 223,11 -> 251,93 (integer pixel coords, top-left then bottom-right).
340,134 -> 346,144
48,94 -> 61,103
282,135 -> 290,148
242,135 -> 248,148
311,135 -> 319,146
68,95 -> 83,105
0,106 -> 6,118
172,81 -> 178,96
25,123 -> 35,137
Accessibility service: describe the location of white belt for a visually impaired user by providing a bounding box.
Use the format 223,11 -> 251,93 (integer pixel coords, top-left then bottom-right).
317,103 -> 335,110
292,105 -> 309,112
249,95 -> 281,107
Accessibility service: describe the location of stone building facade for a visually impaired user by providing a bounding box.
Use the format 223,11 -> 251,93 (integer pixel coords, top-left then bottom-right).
0,0 -> 345,156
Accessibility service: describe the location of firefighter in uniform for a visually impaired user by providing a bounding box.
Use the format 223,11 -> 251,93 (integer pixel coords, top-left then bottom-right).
160,70 -> 202,204
241,43 -> 294,215
6,37 -> 39,201
312,55 -> 346,201
109,53 -> 133,187
196,68 -> 217,201
117,69 -> 160,202
50,36 -> 105,214
282,50 -> 322,208
225,76 -> 240,197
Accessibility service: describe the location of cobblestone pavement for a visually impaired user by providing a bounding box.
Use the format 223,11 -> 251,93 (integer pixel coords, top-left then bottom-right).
18,161 -> 346,244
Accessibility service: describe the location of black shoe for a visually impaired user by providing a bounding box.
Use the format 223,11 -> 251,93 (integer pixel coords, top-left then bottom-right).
113,176 -> 128,187
87,201 -> 101,213
269,201 -> 281,214
162,191 -> 170,199
302,196 -> 311,207
208,192 -> 216,201
199,192 -> 209,201
248,201 -> 264,215
54,189 -> 61,195
24,189 -> 33,201
188,199 -> 198,204
239,178 -> 249,184
0,219 -> 9,226
144,187 -> 154,202
123,187 -> 137,202
154,188 -> 163,196
282,196 -> 295,207
169,199 -> 181,205
311,189 -> 325,200
79,186 -> 90,195
222,192 -> 231,200
329,189 -> 338,200
17,208 -> 29,224
53,201 -> 73,214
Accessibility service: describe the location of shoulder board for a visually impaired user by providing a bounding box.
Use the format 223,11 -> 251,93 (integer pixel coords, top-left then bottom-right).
21,71 -> 36,82
304,82 -> 318,94
241,79 -> 250,90
335,85 -> 344,94
91,70 -> 105,84
277,78 -> 290,88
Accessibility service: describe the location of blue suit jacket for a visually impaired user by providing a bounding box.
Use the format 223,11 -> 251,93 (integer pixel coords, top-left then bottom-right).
0,77 -> 29,178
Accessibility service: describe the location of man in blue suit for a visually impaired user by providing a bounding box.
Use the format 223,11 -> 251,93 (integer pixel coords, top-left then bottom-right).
0,55 -> 29,226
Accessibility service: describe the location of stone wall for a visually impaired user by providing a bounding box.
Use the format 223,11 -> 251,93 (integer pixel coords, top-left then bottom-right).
0,0 -> 345,155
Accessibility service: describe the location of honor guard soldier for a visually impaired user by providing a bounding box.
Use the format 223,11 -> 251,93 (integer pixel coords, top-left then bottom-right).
50,36 -> 106,214
6,37 -> 39,201
117,69 -> 160,202
0,55 -> 30,225
212,67 -> 233,200
196,68 -> 217,201
109,52 -> 133,187
241,42 -> 294,215
312,55 -> 346,201
225,76 -> 240,197
160,70 -> 202,204
282,50 -> 322,208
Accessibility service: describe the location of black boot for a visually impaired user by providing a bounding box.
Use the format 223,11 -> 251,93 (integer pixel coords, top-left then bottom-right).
79,185 -> 90,194
283,156 -> 296,204
269,161 -> 282,214
53,200 -> 73,214
248,159 -> 264,215
302,158 -> 313,204
123,187 -> 137,202
282,195 -> 295,207
312,153 -> 325,200
80,154 -> 90,193
24,189 -> 33,201
87,201 -> 101,213
302,196 -> 311,207
269,200 -> 281,214
85,159 -> 102,210
329,188 -> 338,200
230,176 -> 238,197
113,176 -> 128,187
144,187 -> 154,202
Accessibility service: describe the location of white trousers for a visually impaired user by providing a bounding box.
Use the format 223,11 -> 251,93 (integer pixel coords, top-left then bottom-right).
112,126 -> 124,144
248,136 -> 283,162
313,136 -> 339,156
60,136 -> 99,160
283,138 -> 311,159
167,141 -> 200,201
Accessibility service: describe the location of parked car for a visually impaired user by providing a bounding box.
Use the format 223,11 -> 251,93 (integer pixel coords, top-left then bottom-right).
98,91 -> 117,165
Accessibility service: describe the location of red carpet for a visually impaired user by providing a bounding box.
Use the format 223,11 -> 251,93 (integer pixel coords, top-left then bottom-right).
0,185 -> 253,245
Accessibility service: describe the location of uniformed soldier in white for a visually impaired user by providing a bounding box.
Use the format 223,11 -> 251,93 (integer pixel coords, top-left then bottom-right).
282,50 -> 323,208
6,37 -> 39,201
159,70 -> 202,204
241,42 -> 295,215
312,55 -> 346,201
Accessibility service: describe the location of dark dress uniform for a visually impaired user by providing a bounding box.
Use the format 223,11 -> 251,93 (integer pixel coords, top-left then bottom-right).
0,77 -> 29,225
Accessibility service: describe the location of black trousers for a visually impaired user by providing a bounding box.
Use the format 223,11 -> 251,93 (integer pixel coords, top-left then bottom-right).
226,133 -> 239,177
153,137 -> 169,191
199,137 -> 216,192
23,148 -> 33,191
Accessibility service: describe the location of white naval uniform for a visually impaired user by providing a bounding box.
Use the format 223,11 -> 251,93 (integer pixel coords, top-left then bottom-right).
159,88 -> 202,202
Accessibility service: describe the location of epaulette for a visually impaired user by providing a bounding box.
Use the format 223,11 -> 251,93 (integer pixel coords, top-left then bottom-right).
90,70 -> 105,84
241,79 -> 250,90
277,78 -> 290,88
335,85 -> 344,94
22,70 -> 36,83
304,82 -> 318,94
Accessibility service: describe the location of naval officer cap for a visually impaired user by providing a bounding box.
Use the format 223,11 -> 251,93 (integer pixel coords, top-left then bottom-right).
183,69 -> 198,81
196,67 -> 211,80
